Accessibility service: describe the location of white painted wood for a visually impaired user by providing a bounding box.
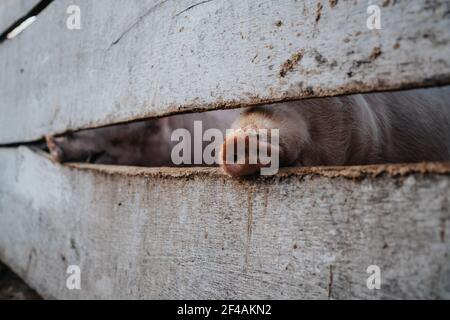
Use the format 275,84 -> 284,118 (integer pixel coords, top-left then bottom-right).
1,0 -> 449,143
0,146 -> 449,299
0,0 -> 41,34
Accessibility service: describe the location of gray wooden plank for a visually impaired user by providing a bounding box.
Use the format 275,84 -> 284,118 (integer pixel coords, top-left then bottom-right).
0,146 -> 449,299
0,0 -> 450,143
0,0 -> 42,34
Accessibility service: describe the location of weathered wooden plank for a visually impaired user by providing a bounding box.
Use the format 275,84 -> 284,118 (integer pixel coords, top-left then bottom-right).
1,0 -> 450,143
0,146 -> 449,299
0,0 -> 42,35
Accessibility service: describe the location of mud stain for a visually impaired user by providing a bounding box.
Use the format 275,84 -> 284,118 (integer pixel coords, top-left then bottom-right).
279,50 -> 304,78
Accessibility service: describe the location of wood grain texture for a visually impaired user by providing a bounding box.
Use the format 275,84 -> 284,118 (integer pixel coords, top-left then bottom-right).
0,147 -> 449,299
0,0 -> 41,34
1,0 -> 450,143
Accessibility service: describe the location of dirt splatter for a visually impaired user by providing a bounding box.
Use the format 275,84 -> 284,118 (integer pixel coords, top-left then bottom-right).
279,50 -> 304,77
369,47 -> 382,60
327,265 -> 333,298
315,2 -> 323,23
66,160 -> 450,186
263,188 -> 269,208
247,193 -> 253,238
244,193 -> 254,271
329,0 -> 338,8
440,198 -> 449,242
275,20 -> 283,27
314,51 -> 328,65
347,47 -> 382,77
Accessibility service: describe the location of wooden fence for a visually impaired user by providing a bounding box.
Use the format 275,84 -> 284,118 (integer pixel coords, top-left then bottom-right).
0,0 -> 449,299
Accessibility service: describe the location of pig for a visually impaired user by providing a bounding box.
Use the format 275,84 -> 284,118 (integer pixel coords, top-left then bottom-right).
221,86 -> 450,176
46,86 -> 450,177
46,109 -> 238,167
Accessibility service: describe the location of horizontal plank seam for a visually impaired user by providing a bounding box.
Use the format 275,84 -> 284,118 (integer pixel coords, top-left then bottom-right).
0,0 -> 53,44
2,147 -> 449,180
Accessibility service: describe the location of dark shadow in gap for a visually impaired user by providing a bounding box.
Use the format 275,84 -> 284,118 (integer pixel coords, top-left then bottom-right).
0,261 -> 41,300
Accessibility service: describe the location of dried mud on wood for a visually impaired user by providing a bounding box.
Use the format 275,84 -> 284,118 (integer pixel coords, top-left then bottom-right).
66,160 -> 450,181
